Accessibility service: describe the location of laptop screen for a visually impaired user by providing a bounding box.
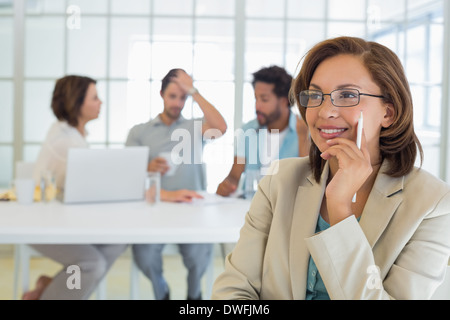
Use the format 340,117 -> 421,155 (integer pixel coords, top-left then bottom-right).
63,146 -> 149,204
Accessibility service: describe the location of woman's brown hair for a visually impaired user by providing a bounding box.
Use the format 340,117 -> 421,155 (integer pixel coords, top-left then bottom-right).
291,36 -> 423,183
51,75 -> 96,127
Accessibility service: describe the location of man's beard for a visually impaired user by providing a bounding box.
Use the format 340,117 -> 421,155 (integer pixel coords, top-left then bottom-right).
256,104 -> 282,127
164,107 -> 181,120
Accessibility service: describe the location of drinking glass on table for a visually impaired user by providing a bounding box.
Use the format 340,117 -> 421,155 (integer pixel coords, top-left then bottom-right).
14,178 -> 35,205
40,170 -> 56,202
145,171 -> 160,204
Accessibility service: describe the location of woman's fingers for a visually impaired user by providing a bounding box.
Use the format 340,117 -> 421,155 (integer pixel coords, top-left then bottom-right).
320,128 -> 368,162
321,129 -> 372,203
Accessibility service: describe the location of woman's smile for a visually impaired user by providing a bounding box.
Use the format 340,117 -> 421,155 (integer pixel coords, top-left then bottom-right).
318,126 -> 348,140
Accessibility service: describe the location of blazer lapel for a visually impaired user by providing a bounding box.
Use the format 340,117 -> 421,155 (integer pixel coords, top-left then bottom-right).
288,160 -> 403,298
289,164 -> 328,300
359,161 -> 404,248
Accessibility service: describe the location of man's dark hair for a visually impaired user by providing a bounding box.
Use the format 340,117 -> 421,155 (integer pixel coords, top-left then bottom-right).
252,65 -> 293,102
161,68 -> 184,93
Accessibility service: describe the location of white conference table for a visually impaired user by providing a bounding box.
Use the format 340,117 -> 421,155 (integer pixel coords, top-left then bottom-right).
0,194 -> 251,299
0,196 -> 251,244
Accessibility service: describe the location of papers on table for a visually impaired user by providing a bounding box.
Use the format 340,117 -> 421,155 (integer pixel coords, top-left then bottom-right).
190,191 -> 236,206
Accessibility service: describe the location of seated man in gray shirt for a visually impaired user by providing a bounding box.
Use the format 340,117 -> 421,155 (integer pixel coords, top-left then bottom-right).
125,68 -> 227,300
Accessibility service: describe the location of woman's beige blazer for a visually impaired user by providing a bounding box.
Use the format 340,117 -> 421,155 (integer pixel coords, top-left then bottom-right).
212,157 -> 450,300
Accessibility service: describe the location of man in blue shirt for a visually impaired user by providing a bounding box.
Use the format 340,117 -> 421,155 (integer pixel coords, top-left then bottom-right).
216,65 -> 309,197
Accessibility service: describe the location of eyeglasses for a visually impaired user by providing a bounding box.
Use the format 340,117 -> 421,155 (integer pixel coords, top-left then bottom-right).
299,88 -> 385,108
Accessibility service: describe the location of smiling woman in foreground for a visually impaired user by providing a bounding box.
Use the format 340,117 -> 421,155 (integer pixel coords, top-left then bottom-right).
212,36 -> 450,300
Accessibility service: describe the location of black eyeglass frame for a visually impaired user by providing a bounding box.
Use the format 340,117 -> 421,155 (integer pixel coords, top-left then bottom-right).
299,88 -> 386,108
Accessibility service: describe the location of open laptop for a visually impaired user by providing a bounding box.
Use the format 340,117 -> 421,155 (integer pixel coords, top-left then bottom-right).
63,146 -> 149,204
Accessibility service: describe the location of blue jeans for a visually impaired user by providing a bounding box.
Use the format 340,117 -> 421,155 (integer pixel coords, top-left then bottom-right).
132,243 -> 213,299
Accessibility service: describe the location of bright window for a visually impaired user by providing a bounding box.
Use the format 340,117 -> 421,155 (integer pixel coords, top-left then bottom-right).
1,0 -> 448,189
